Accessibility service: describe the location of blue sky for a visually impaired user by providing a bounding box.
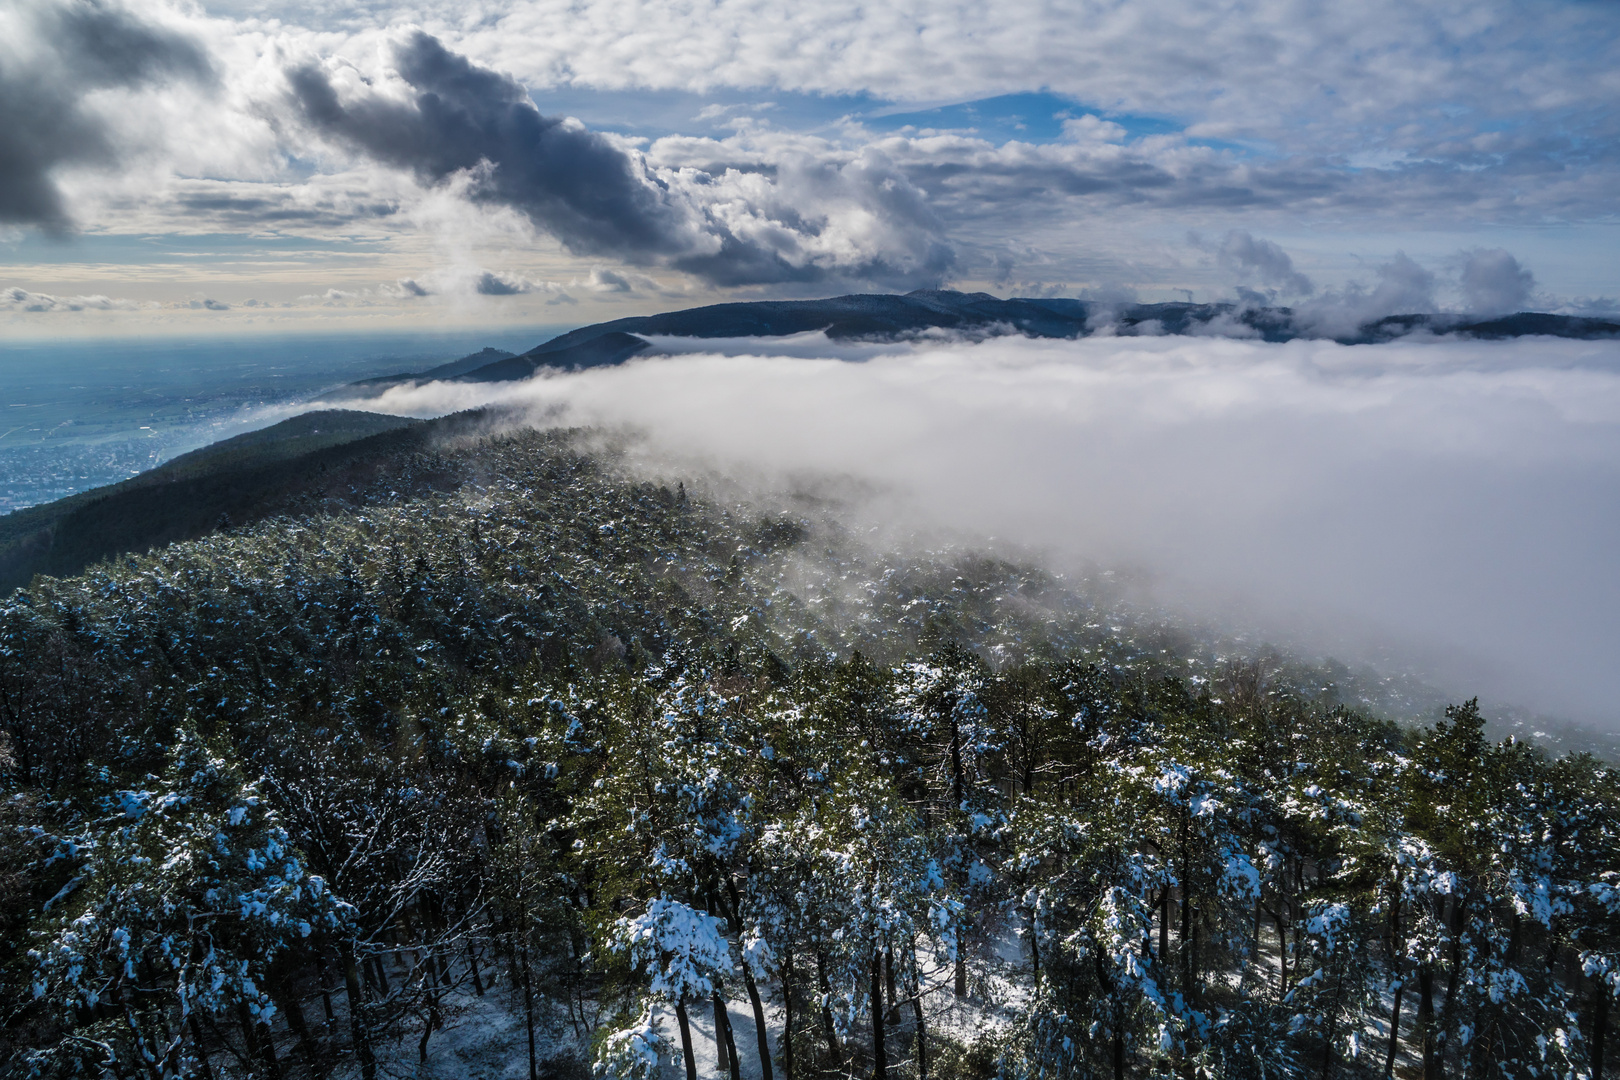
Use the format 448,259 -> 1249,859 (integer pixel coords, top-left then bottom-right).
2,0 -> 1618,332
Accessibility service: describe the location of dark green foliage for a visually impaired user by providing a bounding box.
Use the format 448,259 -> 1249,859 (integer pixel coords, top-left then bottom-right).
0,424 -> 1614,1079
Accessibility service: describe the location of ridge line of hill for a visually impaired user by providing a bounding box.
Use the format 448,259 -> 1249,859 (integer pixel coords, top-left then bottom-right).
350,290 -> 1620,388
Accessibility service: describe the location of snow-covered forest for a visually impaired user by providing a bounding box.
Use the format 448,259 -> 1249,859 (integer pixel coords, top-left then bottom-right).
0,424 -> 1615,1079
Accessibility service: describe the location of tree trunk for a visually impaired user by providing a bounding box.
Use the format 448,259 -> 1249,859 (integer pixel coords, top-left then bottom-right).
235,1004 -> 261,1073
885,947 -> 899,1026
818,948 -> 841,1061
1181,885 -> 1193,992
950,712 -> 968,1002
467,938 -> 485,996
784,944 -> 796,1080
520,935 -> 538,1080
715,987 -> 741,1080
1091,947 -> 1125,1080
187,1013 -> 216,1080
315,950 -> 336,1025
1439,896 -> 1467,1078
1417,965 -> 1436,1080
1384,890 -> 1403,1079
1189,906 -> 1200,1004
418,1019 -> 433,1064
274,980 -> 321,1077
676,997 -> 698,1080
1593,974 -> 1609,1080
1321,968 -> 1342,1080
1029,906 -> 1041,979
714,989 -> 730,1075
1254,893 -> 1264,961
1274,909 -> 1290,999
420,935 -> 441,1066
340,943 -> 376,1080
953,926 -> 968,1000
1384,978 -> 1405,1079
909,940 -> 929,1080
872,950 -> 888,1080
949,712 -> 964,808
719,877 -> 775,1080
237,1002 -> 282,1080
740,955 -> 775,1080
1160,889 -> 1171,975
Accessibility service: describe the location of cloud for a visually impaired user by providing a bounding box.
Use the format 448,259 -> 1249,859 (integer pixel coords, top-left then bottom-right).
0,3 -> 1613,311
1460,248 -> 1535,316
0,0 -> 210,228
1,285 -> 147,312
474,271 -> 529,296
1209,230 -> 1314,298
284,32 -> 699,261
453,0 -> 1620,172
382,278 -> 431,298
578,268 -> 681,296
588,268 -> 633,293
319,332 -> 1620,727
1295,252 -> 1437,337
1552,296 -> 1620,318
283,31 -> 953,288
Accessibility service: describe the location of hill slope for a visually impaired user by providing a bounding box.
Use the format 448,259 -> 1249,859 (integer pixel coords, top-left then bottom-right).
347,346 -> 518,389
0,409 -> 491,592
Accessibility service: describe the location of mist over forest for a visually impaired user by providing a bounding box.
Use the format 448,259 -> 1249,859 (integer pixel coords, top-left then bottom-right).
310,330 -> 1620,734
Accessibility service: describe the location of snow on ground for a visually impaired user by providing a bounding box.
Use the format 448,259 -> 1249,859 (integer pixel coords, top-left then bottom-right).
307,919 -> 1040,1079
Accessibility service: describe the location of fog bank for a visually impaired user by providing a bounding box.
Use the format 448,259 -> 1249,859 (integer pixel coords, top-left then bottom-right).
313,333 -> 1620,727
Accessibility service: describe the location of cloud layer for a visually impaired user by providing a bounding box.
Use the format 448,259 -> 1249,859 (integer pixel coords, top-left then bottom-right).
284,31 -> 951,288
0,0 -> 210,227
0,0 -> 1615,313
313,333 -> 1620,727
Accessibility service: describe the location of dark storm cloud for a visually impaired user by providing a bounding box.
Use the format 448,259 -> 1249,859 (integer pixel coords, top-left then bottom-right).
286,32 -> 693,261
285,32 -> 952,289
0,0 -> 211,228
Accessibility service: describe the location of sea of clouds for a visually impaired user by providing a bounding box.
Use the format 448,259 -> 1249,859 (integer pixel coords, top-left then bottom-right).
307,332 -> 1620,728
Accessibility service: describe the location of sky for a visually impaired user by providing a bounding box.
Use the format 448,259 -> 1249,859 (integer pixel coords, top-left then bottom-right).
2,0 -> 1618,334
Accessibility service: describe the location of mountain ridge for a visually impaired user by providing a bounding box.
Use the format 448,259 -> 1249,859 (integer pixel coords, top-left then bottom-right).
365,291 -> 1620,386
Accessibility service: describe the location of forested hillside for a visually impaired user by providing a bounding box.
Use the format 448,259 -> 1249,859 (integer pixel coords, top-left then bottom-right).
0,410 -> 487,594
0,422 -> 1614,1079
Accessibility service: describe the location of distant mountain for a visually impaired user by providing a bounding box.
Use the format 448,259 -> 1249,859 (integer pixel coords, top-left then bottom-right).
458,331 -> 652,380
1356,311 -> 1620,342
346,346 -> 518,390
425,292 -> 1618,384
332,293 -> 1617,390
